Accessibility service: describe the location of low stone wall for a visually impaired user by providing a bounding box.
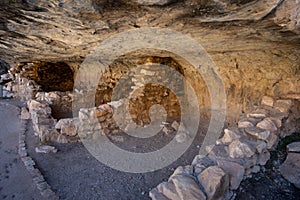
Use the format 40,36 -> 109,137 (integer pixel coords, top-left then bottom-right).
150,96 -> 300,200
26,91 -> 74,144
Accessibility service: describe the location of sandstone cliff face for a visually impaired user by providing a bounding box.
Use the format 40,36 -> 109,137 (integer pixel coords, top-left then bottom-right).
0,0 -> 299,120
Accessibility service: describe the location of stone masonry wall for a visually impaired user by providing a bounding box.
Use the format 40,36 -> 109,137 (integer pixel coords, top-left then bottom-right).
150,95 -> 300,200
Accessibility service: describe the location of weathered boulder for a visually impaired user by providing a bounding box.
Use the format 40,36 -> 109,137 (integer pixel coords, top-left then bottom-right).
280,153 -> 300,189
152,174 -> 206,200
219,129 -> 241,144
261,96 -> 274,107
238,120 -> 254,129
228,140 -> 255,158
244,127 -> 270,141
256,118 -> 277,132
217,159 -> 245,190
198,166 -> 229,200
287,142 -> 300,153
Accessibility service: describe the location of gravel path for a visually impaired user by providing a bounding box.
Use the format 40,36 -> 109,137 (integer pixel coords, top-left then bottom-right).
0,100 -> 42,200
26,120 -> 209,199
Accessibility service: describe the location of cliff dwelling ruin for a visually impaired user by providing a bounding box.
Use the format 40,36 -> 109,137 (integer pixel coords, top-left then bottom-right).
0,0 -> 299,199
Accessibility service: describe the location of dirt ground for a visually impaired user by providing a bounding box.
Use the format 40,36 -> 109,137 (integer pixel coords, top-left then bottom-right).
26,119 -> 209,200
0,99 -> 42,200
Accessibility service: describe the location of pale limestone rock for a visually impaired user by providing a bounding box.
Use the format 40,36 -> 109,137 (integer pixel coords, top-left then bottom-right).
287,142 -> 300,153
217,160 -> 245,190
229,140 -> 255,158
247,113 -> 267,119
175,132 -> 187,143
282,93 -> 300,100
266,133 -> 278,149
261,96 -> 274,107
35,145 -> 57,154
219,129 -> 241,144
55,118 -> 80,137
256,141 -> 267,154
274,99 -> 293,113
56,134 -> 68,144
162,126 -> 173,135
156,181 -> 178,200
170,166 -> 193,178
61,126 -> 77,137
280,153 -> 300,189
171,121 -> 180,131
198,166 -> 229,200
245,127 -> 270,141
20,107 -> 30,119
149,188 -> 169,200
238,121 -> 254,128
134,0 -> 173,6
172,175 -> 206,200
256,118 -> 277,132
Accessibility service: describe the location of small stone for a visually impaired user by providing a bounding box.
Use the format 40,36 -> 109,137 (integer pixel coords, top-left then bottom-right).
266,133 -> 278,149
280,153 -> 300,189
256,141 -> 267,154
171,121 -> 180,131
219,129 -> 241,144
229,140 -> 255,158
251,165 -> 260,173
258,150 -> 271,165
256,118 -> 277,132
98,104 -> 113,113
33,176 -> 45,184
274,99 -> 293,113
191,155 -> 215,167
110,135 -> 124,142
270,117 -> 282,128
35,145 -> 57,154
198,166 -> 229,200
134,0 -> 173,6
217,160 -> 245,190
56,134 -> 68,143
261,96 -> 274,107
55,118 -> 79,136
61,126 -> 77,137
247,113 -> 267,119
245,127 -> 270,141
238,121 -> 254,128
175,131 -> 189,143
36,181 -> 49,191
20,107 -> 30,119
162,126 -> 173,135
287,142 -> 300,153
